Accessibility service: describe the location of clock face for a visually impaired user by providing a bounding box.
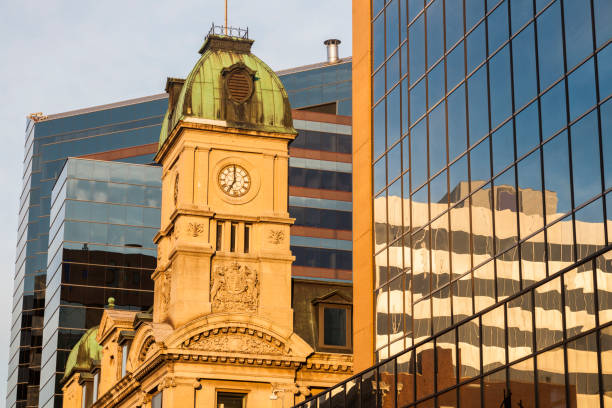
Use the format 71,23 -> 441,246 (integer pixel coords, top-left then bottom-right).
218,164 -> 251,197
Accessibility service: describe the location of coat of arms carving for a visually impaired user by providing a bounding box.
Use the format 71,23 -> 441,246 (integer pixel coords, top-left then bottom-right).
211,262 -> 259,312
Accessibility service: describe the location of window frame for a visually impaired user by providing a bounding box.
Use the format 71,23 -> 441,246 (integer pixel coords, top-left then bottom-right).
317,302 -> 353,351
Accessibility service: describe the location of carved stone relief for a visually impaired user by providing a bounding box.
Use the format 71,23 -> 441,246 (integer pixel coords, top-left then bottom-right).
159,270 -> 171,313
182,326 -> 289,356
210,262 -> 259,312
187,222 -> 204,237
268,229 -> 284,244
174,172 -> 179,206
191,334 -> 281,355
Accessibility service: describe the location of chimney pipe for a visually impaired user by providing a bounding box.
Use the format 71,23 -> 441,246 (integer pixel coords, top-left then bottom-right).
324,39 -> 341,64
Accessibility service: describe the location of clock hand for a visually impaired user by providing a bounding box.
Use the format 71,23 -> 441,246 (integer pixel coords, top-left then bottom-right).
231,165 -> 237,188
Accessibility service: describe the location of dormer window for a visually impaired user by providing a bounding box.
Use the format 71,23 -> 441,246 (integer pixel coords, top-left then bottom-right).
312,291 -> 353,351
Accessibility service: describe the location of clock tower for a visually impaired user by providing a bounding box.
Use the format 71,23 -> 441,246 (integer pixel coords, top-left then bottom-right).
153,33 -> 297,332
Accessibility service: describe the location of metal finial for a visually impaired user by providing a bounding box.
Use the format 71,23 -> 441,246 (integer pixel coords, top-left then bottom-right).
108,297 -> 115,309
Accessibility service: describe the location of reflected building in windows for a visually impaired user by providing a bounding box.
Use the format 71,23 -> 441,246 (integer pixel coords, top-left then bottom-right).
296,0 -> 612,407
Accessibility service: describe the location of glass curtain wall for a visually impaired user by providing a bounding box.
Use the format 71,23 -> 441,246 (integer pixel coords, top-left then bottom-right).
39,159 -> 160,408
369,0 -> 611,406
295,0 -> 612,407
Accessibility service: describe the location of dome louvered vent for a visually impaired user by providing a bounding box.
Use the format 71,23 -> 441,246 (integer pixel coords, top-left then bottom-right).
226,69 -> 253,103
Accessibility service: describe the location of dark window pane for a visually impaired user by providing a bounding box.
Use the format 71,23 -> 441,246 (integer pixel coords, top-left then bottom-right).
323,307 -> 347,346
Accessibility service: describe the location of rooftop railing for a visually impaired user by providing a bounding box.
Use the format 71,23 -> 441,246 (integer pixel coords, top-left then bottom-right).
208,23 -> 249,39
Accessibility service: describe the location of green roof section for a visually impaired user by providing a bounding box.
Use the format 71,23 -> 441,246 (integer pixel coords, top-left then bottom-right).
158,34 -> 296,152
62,326 -> 102,381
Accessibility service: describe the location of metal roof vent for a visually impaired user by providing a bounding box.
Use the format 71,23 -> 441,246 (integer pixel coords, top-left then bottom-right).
324,39 -> 341,64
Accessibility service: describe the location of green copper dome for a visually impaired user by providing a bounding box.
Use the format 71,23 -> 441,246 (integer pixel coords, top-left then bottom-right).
62,326 -> 102,381
158,35 -> 296,152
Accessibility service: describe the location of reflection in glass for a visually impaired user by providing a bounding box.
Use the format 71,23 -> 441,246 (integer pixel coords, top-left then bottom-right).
489,46 -> 512,129
537,346 -> 566,407
563,0 -> 594,71
432,285 -> 451,334
509,358 -> 535,408
396,350 -> 414,406
459,380 -> 481,408
416,340 -> 435,400
431,214 -> 449,291
564,266 -> 595,337
596,255 -> 612,325
458,317 -> 479,380
543,131 -> 572,223
375,285 -> 389,351
546,214 -> 575,275
436,329 -> 456,391
413,297 -> 431,342
467,66 -> 489,144
512,24 -> 537,109
483,370 -> 506,407
600,326 -> 612,407
506,292 -> 533,362
474,261 -> 495,312
567,333 -> 599,407
520,232 -> 546,287
535,278 -> 563,350
482,304 -> 505,371
574,198 -> 605,261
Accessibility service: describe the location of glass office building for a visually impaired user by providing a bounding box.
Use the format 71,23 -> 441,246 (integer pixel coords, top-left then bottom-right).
9,95 -> 167,408
279,57 -> 353,116
297,0 -> 612,407
9,51 -> 352,408
39,158 -> 160,408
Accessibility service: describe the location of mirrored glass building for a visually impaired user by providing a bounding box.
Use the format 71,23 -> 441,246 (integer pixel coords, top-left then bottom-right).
39,159 -> 161,408
296,0 -> 612,407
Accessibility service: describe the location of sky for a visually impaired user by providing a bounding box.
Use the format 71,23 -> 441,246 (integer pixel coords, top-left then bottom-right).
0,0 -> 352,402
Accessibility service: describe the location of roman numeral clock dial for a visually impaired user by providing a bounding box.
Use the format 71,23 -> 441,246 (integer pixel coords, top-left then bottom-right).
218,164 -> 251,197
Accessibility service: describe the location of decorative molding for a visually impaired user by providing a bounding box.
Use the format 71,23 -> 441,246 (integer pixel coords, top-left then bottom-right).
159,270 -> 171,313
211,262 -> 259,312
174,173 -> 179,206
160,376 -> 177,389
187,222 -> 205,237
139,337 -> 156,362
268,229 -> 284,244
182,326 -> 288,356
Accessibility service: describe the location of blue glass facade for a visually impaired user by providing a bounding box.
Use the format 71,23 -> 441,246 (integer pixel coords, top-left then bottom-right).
279,59 -> 353,116
295,0 -> 612,407
8,95 -> 167,408
39,159 -> 160,408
